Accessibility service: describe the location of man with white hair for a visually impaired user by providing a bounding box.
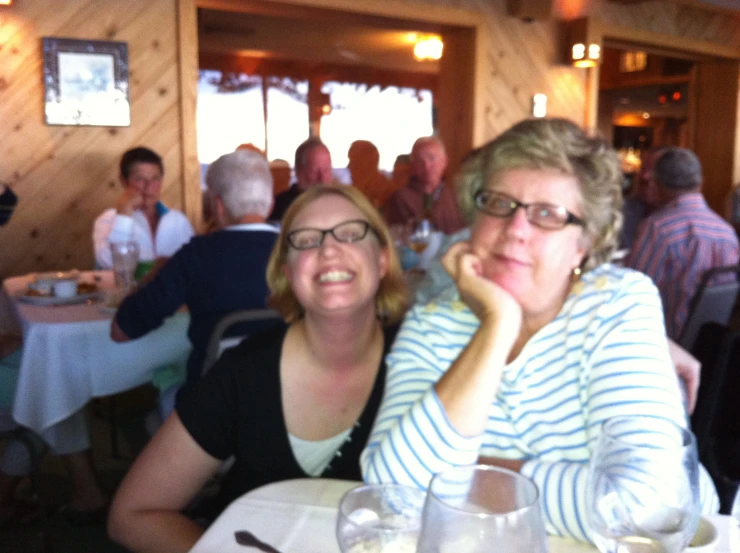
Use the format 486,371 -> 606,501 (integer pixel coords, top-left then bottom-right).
383,136 -> 465,234
111,149 -> 280,394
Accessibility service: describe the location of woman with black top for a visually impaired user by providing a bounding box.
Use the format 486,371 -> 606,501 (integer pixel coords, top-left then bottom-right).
108,185 -> 408,553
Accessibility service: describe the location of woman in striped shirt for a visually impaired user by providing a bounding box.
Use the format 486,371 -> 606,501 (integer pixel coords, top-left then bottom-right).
360,118 -> 719,542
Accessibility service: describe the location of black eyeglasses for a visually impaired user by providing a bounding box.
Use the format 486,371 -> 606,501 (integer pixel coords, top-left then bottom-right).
474,190 -> 585,230
287,220 -> 378,250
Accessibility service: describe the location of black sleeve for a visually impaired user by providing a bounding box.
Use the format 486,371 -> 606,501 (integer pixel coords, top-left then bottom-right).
115,239 -> 194,339
175,344 -> 244,460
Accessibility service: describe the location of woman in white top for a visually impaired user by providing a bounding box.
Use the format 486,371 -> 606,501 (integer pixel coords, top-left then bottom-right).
93,147 -> 194,268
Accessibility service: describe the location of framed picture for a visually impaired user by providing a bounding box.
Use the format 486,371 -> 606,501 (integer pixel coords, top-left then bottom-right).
42,37 -> 130,127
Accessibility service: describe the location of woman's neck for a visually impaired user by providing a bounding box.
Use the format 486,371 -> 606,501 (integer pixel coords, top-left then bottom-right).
510,283 -> 572,362
300,307 -> 381,372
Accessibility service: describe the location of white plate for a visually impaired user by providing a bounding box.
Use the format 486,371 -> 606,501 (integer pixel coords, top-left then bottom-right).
16,291 -> 100,306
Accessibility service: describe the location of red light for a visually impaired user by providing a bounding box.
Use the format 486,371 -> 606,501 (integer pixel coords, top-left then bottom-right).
672,91 -> 682,101
658,94 -> 668,104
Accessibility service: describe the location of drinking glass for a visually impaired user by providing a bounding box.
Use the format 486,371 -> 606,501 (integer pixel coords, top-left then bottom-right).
408,219 -> 432,255
110,241 -> 140,293
587,416 -> 701,553
336,483 -> 426,553
417,464 -> 549,553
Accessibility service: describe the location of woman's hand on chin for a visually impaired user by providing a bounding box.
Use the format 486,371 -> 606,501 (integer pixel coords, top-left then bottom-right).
442,241 -> 522,336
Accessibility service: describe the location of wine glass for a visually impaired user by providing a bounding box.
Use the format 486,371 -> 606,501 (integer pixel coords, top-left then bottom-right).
417,464 -> 549,553
336,483 -> 426,553
587,416 -> 701,553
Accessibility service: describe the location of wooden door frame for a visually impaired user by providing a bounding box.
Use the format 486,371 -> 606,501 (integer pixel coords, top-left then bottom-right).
177,0 -> 488,227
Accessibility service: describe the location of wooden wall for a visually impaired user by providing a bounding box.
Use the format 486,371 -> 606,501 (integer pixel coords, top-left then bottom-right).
1,0 -> 739,280
0,0 -> 187,279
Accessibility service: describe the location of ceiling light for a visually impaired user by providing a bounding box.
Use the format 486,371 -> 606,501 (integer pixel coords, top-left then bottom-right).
643,112 -> 650,119
0,0 -> 13,5
414,36 -> 443,61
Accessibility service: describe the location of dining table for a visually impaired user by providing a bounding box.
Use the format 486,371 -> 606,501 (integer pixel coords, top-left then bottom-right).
190,478 -> 740,553
2,270 -> 191,452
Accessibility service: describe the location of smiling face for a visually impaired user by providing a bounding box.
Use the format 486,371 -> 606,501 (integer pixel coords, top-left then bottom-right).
122,162 -> 163,210
470,168 -> 589,326
284,195 -> 389,318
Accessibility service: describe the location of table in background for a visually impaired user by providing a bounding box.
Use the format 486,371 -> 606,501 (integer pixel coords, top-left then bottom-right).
192,478 -> 739,553
3,270 -> 191,451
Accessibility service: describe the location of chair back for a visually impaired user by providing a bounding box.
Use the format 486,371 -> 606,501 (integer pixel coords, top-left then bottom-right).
690,322 -> 740,512
678,264 -> 740,350
201,309 -> 282,376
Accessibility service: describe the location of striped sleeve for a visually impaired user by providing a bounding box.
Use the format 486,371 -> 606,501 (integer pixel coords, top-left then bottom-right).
521,273 -> 718,541
360,304 -> 481,488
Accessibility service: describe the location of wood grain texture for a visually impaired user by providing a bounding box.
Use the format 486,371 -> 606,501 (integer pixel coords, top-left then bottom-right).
1,0 -> 739,279
0,0 -> 187,279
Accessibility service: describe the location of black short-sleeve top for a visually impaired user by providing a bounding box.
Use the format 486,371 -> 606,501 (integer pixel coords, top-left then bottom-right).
176,323 -> 399,513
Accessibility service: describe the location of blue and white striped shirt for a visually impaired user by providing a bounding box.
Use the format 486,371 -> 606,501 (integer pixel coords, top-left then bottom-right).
361,264 -> 719,542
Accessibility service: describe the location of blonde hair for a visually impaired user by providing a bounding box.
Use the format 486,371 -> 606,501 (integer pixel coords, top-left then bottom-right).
457,118 -> 623,271
266,185 -> 408,323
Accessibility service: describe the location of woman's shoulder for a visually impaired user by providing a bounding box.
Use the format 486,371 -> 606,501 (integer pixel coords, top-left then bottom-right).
576,263 -> 659,301
217,322 -> 288,369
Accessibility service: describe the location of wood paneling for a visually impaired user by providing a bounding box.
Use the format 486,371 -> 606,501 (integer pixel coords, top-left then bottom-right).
693,60 -> 740,214
2,0 -> 739,279
0,0 -> 188,279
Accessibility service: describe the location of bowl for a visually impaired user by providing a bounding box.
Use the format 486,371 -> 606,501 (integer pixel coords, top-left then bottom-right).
685,516 -> 719,553
53,278 -> 79,298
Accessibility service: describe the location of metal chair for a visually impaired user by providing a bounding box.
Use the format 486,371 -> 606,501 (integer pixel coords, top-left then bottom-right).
678,264 -> 740,351
201,309 -> 282,376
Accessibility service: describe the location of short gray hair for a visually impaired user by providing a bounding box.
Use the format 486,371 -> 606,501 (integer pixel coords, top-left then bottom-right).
411,135 -> 446,160
206,150 -> 273,219
654,147 -> 702,191
457,118 -> 623,271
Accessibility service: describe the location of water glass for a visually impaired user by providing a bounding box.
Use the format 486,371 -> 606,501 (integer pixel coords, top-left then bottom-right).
336,483 -> 426,553
110,241 -> 139,292
587,416 -> 701,553
417,464 -> 549,553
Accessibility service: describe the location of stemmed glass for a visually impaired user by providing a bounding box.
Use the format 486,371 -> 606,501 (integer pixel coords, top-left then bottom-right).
417,464 -> 549,553
587,416 -> 701,553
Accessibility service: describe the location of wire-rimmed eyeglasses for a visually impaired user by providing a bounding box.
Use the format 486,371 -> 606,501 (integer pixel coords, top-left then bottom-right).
474,190 -> 585,230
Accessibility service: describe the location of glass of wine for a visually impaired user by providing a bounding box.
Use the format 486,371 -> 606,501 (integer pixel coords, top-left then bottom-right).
417,464 -> 548,553
587,415 -> 701,553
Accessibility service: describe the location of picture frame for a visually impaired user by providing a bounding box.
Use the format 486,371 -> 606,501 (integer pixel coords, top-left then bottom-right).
42,37 -> 130,127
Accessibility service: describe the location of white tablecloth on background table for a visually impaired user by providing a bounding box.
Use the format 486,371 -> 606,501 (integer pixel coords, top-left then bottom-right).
190,478 -> 740,553
3,271 -> 191,451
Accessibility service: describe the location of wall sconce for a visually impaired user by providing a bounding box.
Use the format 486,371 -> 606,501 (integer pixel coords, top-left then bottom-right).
0,0 -> 13,5
566,18 -> 600,68
533,94 -> 547,118
571,43 -> 600,68
414,36 -> 444,61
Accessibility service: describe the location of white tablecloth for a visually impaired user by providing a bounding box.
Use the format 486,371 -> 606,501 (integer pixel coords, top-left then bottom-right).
190,478 -> 740,553
3,271 -> 191,451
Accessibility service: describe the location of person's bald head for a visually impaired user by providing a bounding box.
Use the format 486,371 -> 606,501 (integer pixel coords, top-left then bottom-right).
411,136 -> 447,192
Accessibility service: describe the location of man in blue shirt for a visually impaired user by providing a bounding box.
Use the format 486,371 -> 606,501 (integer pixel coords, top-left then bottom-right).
111,149 -> 280,395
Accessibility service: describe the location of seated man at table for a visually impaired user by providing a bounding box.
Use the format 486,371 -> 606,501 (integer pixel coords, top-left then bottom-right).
93,147 -> 195,269
111,149 -> 279,397
268,137 -> 333,221
383,136 -> 466,235
626,147 -> 740,340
